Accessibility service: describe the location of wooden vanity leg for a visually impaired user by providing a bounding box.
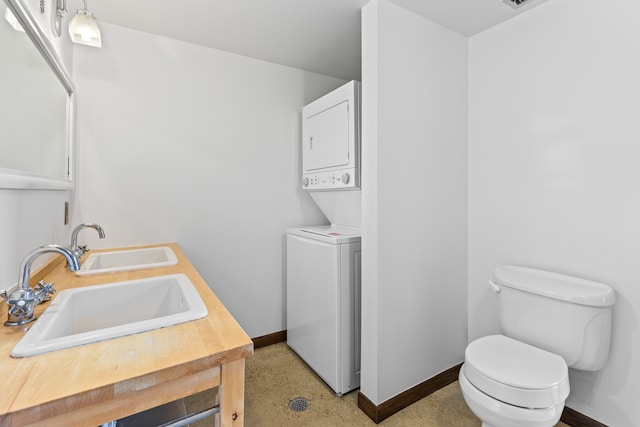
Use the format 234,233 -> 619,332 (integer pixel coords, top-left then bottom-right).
218,358 -> 246,427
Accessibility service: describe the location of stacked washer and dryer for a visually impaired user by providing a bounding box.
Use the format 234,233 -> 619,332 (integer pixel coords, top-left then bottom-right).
286,81 -> 362,395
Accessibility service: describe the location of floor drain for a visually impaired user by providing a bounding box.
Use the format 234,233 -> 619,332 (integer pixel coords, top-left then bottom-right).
288,397 -> 310,412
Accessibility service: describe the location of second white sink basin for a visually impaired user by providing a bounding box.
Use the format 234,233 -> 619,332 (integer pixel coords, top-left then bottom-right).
11,274 -> 207,357
76,246 -> 178,276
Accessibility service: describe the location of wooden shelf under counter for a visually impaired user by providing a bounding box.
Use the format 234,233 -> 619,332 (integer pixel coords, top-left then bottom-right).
0,243 -> 254,427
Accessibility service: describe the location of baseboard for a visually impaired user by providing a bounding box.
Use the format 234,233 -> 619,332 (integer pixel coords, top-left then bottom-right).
358,363 -> 462,424
561,406 -> 609,427
252,330 -> 287,349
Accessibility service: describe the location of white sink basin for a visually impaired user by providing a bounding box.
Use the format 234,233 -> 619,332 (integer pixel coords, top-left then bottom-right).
76,246 -> 178,276
11,274 -> 207,357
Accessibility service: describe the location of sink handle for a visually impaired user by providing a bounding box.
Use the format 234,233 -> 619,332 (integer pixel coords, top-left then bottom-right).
34,281 -> 56,304
3,289 -> 38,326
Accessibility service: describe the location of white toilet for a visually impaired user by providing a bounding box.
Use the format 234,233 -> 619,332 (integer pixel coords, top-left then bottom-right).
459,265 -> 615,427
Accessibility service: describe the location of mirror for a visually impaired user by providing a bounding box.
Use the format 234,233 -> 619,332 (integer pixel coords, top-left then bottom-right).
0,0 -> 74,189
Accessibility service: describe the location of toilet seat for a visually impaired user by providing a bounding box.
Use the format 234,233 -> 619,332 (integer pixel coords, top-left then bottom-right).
464,335 -> 570,409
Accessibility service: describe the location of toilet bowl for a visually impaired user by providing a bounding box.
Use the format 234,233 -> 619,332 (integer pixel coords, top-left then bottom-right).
460,266 -> 615,427
459,335 -> 569,427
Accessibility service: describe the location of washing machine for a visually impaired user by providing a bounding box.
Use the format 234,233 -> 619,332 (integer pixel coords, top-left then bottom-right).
286,225 -> 361,395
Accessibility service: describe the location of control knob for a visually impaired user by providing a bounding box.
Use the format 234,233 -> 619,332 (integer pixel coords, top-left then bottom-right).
341,173 -> 350,184
303,177 -> 309,187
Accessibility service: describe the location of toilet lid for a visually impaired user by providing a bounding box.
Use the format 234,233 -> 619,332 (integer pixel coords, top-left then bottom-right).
464,335 -> 570,409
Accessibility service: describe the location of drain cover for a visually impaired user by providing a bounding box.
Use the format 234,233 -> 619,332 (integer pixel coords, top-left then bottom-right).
288,397 -> 310,412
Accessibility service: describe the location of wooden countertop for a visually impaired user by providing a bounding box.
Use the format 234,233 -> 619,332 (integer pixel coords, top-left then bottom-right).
0,243 -> 253,426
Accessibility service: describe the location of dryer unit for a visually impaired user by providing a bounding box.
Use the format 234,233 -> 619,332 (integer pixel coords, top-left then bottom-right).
302,81 -> 361,191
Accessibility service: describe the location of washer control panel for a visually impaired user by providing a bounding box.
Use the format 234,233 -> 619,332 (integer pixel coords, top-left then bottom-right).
303,168 -> 358,190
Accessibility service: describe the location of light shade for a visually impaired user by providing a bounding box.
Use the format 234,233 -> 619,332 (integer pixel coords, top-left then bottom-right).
68,9 -> 101,47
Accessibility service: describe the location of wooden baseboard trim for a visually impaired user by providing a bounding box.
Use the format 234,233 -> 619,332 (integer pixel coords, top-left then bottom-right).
561,406 -> 608,427
252,330 -> 286,349
358,363 -> 462,424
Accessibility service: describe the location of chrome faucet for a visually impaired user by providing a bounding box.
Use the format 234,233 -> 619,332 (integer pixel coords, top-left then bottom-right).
1,245 -> 80,326
69,223 -> 106,260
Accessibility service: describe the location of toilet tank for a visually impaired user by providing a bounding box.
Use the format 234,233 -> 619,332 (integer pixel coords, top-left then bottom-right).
492,266 -> 615,371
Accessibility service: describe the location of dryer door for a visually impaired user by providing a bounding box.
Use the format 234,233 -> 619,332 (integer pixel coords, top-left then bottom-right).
303,100 -> 350,173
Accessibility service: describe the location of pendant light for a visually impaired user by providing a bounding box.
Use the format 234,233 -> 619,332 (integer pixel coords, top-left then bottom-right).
68,0 -> 101,47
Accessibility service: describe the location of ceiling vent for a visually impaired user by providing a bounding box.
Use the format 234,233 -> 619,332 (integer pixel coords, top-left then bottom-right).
502,0 -> 535,9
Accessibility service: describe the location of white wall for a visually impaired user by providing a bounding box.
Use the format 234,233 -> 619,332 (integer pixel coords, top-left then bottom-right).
361,0 -> 468,404
468,0 -> 640,425
72,23 -> 342,338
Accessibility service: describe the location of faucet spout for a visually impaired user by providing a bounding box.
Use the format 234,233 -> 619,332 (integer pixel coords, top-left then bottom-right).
69,223 -> 106,259
18,245 -> 80,290
3,245 -> 80,327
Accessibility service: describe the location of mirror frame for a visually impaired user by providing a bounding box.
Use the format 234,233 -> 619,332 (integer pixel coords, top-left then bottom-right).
0,0 -> 74,190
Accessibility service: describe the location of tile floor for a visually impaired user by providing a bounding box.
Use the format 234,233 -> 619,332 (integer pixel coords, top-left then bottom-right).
185,342 -> 570,427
